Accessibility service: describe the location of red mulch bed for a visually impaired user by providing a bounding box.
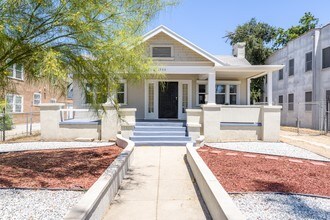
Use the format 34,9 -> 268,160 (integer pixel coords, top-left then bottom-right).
0,146 -> 123,190
198,146 -> 330,197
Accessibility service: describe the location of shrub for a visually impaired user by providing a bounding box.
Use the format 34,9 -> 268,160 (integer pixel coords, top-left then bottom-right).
0,113 -> 13,131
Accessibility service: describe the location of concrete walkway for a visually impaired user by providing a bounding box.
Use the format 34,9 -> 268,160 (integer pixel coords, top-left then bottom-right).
103,147 -> 211,220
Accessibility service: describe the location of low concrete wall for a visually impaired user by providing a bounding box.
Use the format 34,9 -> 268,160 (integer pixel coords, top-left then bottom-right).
64,135 -> 134,220
119,108 -> 136,139
186,143 -> 245,220
186,109 -> 203,142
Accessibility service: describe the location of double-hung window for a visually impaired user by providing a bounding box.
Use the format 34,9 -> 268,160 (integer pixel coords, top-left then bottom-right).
305,91 -> 312,111
117,80 -> 127,105
8,63 -> 24,80
288,93 -> 294,111
322,47 -> 330,69
197,83 -> 207,105
33,93 -> 41,106
289,59 -> 294,76
229,85 -> 237,104
305,52 -> 312,72
278,69 -> 283,80
215,84 -> 226,104
6,94 -> 23,113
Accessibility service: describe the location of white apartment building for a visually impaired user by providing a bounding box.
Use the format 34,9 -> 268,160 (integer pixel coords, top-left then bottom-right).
266,23 -> 330,130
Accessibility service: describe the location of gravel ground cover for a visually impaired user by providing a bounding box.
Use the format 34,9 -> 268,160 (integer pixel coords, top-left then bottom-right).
0,189 -> 84,220
198,146 -> 330,196
0,141 -> 114,153
207,142 -> 330,161
230,193 -> 330,220
0,146 -> 122,189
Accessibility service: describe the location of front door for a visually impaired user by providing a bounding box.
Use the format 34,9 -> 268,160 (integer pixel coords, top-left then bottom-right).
159,82 -> 178,118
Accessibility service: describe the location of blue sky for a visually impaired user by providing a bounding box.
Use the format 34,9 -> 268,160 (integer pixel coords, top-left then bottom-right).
147,0 -> 330,55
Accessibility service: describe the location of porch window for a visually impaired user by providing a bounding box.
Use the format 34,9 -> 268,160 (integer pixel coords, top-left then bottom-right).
117,81 -> 127,105
215,84 -> 226,104
6,94 -> 23,113
288,93 -> 294,111
148,83 -> 154,113
33,93 -> 41,106
229,85 -> 237,104
197,82 -> 207,105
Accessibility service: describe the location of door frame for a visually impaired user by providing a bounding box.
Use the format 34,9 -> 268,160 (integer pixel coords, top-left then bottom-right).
144,79 -> 192,120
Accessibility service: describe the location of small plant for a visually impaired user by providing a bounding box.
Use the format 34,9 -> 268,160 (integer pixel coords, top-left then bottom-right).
0,113 -> 13,131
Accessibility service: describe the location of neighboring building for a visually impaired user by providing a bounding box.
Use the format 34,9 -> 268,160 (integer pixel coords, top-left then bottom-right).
5,64 -> 68,124
266,23 -> 330,130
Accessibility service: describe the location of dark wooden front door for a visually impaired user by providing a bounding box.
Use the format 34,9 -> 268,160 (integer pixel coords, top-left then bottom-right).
159,82 -> 178,118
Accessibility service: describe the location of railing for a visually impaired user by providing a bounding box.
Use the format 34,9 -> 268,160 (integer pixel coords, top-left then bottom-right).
59,108 -> 97,122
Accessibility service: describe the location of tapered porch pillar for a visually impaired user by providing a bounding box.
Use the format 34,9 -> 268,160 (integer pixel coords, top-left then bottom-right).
207,72 -> 216,104
267,72 -> 273,106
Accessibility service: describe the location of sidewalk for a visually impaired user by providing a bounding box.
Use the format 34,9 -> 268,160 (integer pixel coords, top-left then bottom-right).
0,123 -> 40,140
280,130 -> 330,158
103,147 -> 211,220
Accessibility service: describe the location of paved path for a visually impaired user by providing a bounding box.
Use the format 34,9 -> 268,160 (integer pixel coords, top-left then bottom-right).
103,147 -> 210,220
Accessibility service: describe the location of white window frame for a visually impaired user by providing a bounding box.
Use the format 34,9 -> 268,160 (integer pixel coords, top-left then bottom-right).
50,98 -> 57,103
117,80 -> 127,105
6,94 -> 24,113
150,45 -> 174,60
216,81 -> 241,105
8,63 -> 24,80
33,93 -> 42,106
196,80 -> 208,106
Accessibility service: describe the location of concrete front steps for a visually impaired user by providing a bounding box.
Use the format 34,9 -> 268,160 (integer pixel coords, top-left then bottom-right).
130,120 -> 191,146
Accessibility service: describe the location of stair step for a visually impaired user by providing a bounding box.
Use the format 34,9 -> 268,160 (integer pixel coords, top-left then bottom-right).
134,141 -> 191,146
134,126 -> 186,131
130,136 -> 191,141
135,122 -> 185,127
133,131 -> 186,136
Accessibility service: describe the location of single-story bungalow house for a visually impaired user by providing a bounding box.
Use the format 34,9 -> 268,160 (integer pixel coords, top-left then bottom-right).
40,26 -> 284,145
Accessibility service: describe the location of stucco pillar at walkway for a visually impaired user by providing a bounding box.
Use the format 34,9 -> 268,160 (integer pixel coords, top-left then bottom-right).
207,72 -> 216,105
267,72 -> 273,106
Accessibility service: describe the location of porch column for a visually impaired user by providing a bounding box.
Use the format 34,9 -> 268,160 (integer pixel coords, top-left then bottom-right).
247,78 -> 251,105
267,72 -> 273,106
207,72 -> 216,104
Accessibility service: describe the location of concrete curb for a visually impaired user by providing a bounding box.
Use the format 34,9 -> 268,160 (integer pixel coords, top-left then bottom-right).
64,135 -> 134,220
186,143 -> 245,220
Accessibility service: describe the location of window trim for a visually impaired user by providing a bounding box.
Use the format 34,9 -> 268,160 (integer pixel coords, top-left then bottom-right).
33,92 -> 42,106
117,80 -> 127,105
196,81 -> 208,106
150,45 -> 174,60
8,63 -> 24,81
305,51 -> 313,72
6,94 -> 24,113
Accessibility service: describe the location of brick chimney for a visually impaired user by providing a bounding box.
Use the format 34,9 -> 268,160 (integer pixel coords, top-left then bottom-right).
232,42 -> 246,58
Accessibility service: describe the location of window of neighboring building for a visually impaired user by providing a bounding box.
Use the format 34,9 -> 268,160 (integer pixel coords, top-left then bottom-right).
278,95 -> 283,106
6,94 -> 23,113
33,93 -> 41,106
289,59 -> 294,76
197,82 -> 207,105
8,63 -> 24,80
229,85 -> 237,105
288,93 -> 294,111
305,91 -> 312,111
322,46 -> 330,69
215,84 -> 226,104
151,46 -> 172,58
117,81 -> 127,105
305,52 -> 312,72
278,69 -> 283,80
50,98 -> 57,103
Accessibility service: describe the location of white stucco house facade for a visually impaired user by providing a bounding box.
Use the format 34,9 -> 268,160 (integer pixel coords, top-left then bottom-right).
40,26 -> 283,144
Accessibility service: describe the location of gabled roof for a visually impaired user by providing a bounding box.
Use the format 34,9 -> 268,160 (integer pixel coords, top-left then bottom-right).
143,25 -> 226,66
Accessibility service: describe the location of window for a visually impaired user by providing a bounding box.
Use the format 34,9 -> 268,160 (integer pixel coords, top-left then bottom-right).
33,93 -> 41,106
182,84 -> 188,113
305,91 -> 312,111
50,98 -> 57,103
197,82 -> 207,105
289,59 -> 294,76
8,63 -> 24,80
288,93 -> 294,111
322,46 -> 330,69
305,52 -> 312,72
278,69 -> 283,80
278,95 -> 283,106
148,83 -> 154,113
152,46 -> 172,58
6,94 -> 23,113
229,85 -> 237,105
215,84 -> 226,104
85,83 -> 107,104
117,81 -> 127,104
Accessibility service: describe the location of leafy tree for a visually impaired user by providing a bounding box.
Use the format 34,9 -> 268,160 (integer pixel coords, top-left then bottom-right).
225,18 -> 278,102
0,0 -> 175,109
274,12 -> 319,49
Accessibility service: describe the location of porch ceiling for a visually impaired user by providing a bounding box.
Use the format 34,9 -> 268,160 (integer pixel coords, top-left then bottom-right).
215,65 -> 284,79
